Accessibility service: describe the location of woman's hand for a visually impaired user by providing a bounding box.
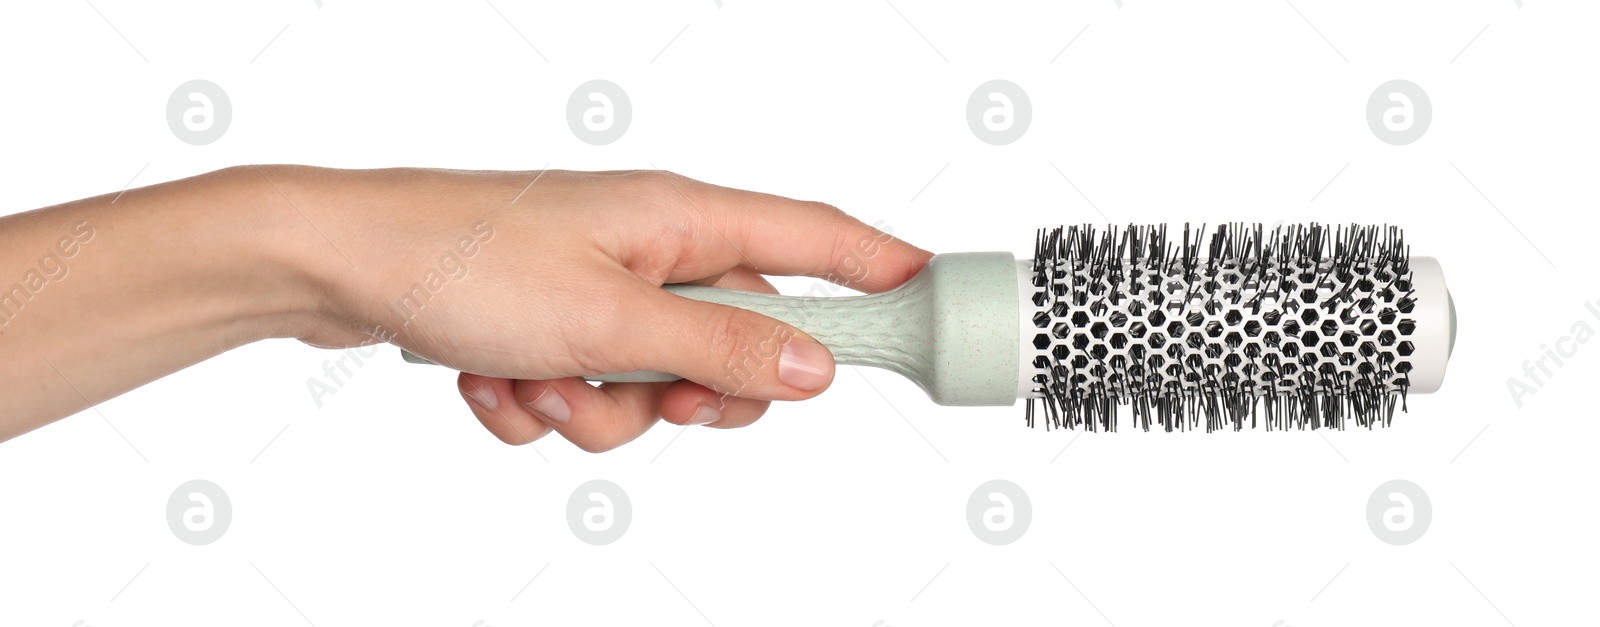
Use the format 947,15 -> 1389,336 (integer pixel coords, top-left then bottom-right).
0,167 -> 929,450
288,168 -> 932,452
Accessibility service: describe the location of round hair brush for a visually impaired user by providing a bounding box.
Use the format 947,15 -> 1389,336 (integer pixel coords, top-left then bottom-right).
404,223 -> 1454,431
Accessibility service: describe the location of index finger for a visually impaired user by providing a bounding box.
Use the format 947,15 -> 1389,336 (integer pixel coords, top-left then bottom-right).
652,173 -> 934,293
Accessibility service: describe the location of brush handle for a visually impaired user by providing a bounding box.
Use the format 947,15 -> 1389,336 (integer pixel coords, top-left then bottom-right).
402,287 -> 932,381
624,278 -> 938,383
401,252 -> 1022,405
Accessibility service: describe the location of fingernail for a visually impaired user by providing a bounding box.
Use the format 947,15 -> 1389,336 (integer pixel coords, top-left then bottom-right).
463,382 -> 498,411
686,403 -> 721,426
778,339 -> 833,391
525,385 -> 571,423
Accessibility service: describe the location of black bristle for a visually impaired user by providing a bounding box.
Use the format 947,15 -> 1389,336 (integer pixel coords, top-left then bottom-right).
1025,223 -> 1415,432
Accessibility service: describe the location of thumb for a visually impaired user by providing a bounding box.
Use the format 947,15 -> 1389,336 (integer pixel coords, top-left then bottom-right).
625,286 -> 835,401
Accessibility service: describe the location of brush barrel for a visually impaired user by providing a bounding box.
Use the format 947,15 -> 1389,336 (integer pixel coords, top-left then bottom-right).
1019,223 -> 1454,431
1020,254 -> 1454,400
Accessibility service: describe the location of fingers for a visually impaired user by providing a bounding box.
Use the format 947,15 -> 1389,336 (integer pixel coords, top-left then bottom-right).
593,261 -> 829,403
691,266 -> 777,293
466,374 -> 769,450
633,172 -> 934,293
511,377 -> 670,453
611,283 -> 835,401
654,267 -> 777,428
458,373 -> 553,445
466,373 -> 771,450
657,379 -> 771,429
462,268 -> 783,450
455,172 -> 912,452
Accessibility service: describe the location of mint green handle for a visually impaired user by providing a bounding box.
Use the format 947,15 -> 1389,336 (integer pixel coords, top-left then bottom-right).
401,252 -> 1022,406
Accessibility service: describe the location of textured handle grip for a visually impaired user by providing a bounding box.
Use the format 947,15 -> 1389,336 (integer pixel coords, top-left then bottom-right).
600,277 -> 938,383
400,252 -> 1022,406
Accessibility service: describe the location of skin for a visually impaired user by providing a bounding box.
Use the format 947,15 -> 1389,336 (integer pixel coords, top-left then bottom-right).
0,167 -> 932,451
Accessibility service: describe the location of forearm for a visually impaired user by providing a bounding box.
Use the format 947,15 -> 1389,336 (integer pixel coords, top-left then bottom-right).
0,167 -> 322,440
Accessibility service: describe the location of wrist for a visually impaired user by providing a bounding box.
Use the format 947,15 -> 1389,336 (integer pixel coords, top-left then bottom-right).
198,165 -> 344,343
262,166 -> 521,349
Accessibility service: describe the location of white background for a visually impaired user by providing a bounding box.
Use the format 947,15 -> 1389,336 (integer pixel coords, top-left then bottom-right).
2,1 -> 1596,625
